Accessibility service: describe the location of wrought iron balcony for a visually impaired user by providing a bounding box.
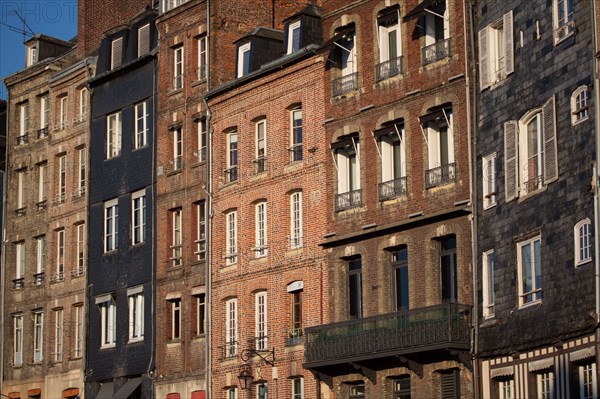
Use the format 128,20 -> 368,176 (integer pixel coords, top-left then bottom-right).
36,200 -> 47,210
16,134 -> 29,145
71,264 -> 85,277
33,272 -> 45,285
53,193 -> 66,205
253,156 -> 267,174
12,278 -> 24,290
251,335 -> 269,352
14,207 -> 27,217
219,340 -> 239,360
422,38 -> 451,65
335,189 -> 362,212
332,72 -> 358,97
379,177 -> 407,201
288,144 -> 303,162
197,65 -> 207,81
425,162 -> 457,189
376,55 -> 403,82
286,328 -> 304,346
224,166 -> 238,183
523,175 -> 543,195
554,20 -> 575,42
304,303 -> 471,368
37,127 -> 49,139
174,75 -> 183,90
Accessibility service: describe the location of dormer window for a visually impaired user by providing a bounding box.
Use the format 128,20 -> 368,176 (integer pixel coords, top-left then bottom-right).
26,45 -> 38,67
287,21 -> 301,54
111,37 -> 123,70
138,24 -> 150,57
237,42 -> 251,78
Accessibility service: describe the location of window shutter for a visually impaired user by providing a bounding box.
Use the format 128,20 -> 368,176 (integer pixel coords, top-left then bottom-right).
543,95 -> 558,184
440,370 -> 460,399
478,27 -> 490,90
138,24 -> 150,57
111,38 -> 123,69
504,120 -> 519,202
503,10 -> 514,76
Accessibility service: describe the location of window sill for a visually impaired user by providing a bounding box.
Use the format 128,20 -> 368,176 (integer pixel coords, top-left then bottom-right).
166,169 -> 182,177
220,263 -> 238,272
131,241 -> 147,248
575,259 -> 592,268
103,249 -> 119,256
167,88 -> 183,97
190,160 -> 207,169
192,79 -> 207,88
572,116 -> 589,126
167,339 -> 182,346
193,334 -> 206,340
220,180 -> 239,190
100,344 -> 116,349
554,30 -> 575,46
250,256 -> 268,264
518,299 -> 542,310
104,155 -> 122,162
132,144 -> 149,152
517,185 -> 547,203
128,337 -> 144,344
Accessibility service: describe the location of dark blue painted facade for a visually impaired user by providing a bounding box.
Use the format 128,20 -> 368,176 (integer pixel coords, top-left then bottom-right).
86,9 -> 157,399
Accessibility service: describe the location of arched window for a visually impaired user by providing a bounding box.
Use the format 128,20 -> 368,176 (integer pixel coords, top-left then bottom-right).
571,86 -> 590,125
574,218 -> 592,266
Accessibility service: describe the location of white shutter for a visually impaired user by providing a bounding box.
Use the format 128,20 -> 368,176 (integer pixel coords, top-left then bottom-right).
503,10 -> 514,76
543,95 -> 558,184
138,24 -> 150,57
504,120 -> 519,202
479,26 -> 490,90
111,37 -> 123,69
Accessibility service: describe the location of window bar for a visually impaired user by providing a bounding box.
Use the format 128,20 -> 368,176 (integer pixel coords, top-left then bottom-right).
370,131 -> 383,158
419,119 -> 429,147
329,144 -> 339,172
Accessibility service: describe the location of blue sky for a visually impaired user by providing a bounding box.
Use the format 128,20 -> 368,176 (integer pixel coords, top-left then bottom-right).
0,1 -> 77,99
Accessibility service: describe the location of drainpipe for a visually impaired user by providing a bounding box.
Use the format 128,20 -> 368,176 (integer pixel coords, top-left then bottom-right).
205,1 -> 213,397
0,164 -> 6,396
592,0 -> 600,327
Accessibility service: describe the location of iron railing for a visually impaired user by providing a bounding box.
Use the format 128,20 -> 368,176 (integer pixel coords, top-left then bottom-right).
12,278 -> 24,289
33,272 -> 45,285
253,156 -> 267,174
37,127 -> 49,139
174,75 -> 183,90
335,189 -> 362,212
425,162 -> 457,188
304,303 -> 471,365
332,72 -> 358,96
197,65 -> 207,80
220,341 -> 239,360
288,144 -> 302,162
16,134 -> 29,145
523,175 -> 543,195
379,177 -> 407,201
422,38 -> 451,65
224,166 -> 238,183
376,55 -> 403,81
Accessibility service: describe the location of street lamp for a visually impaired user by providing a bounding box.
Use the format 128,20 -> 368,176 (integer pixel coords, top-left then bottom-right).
237,364 -> 254,389
237,347 -> 275,390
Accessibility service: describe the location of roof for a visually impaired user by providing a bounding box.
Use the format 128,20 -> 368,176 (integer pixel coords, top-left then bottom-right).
283,4 -> 322,23
24,33 -> 73,48
234,27 -> 284,44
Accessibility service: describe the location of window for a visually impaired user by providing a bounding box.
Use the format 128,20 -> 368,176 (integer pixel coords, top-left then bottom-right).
57,154 -> 66,204
172,209 -> 182,266
479,11 -> 514,89
17,170 -> 25,211
255,202 -> 267,257
579,363 -> 597,399
376,6 -> 402,81
26,45 -> 37,66
35,236 -> 46,281
132,190 -> 146,245
138,23 -> 150,57
76,223 -> 85,276
13,314 -> 23,366
174,46 -> 184,89
160,0 -> 190,13
254,119 -> 267,173
134,102 -> 148,149
196,293 -> 206,335
56,229 -> 65,281
440,369 -> 460,399
292,377 -> 304,399
505,96 -> 558,201
289,287 -> 303,339
482,250 -> 495,319
348,257 -> 363,319
375,121 -> 406,200
498,379 -> 514,399
59,96 -> 68,129
111,37 -> 123,70
572,86 -> 590,125
390,247 -> 409,311
237,42 -> 251,77
349,383 -> 365,399
38,163 -> 47,205
40,96 -> 49,129
255,292 -> 268,350
195,201 -> 206,260
289,107 -> 303,162
106,112 -> 122,159
225,298 -> 238,357
553,0 -> 574,43
77,148 -> 86,196
226,131 -> 238,183
440,236 -> 458,303
78,88 -> 88,122
198,36 -> 207,80
197,118 -> 207,162
257,383 -> 268,399
227,388 -> 238,399
128,287 -> 144,342
332,27 -> 357,96
575,218 -> 592,266
74,305 -> 83,358
422,0 -> 450,65
226,210 -> 238,264
517,235 -> 542,306
19,102 -> 29,140
173,127 -> 183,171
536,371 -> 554,399
423,107 -> 455,188
104,198 -> 118,252
334,136 -> 361,211
15,242 -> 25,284
54,309 -> 63,362
392,376 -> 411,399
482,153 -> 497,209
290,192 -> 303,249
287,21 -> 301,54
97,296 -> 116,348
33,311 -> 44,362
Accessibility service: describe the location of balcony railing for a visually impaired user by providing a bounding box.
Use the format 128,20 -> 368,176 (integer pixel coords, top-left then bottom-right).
376,55 -> 403,82
332,72 -> 358,97
16,134 -> 29,145
555,20 -> 575,42
171,156 -> 182,172
53,193 -> 66,205
51,271 -> 64,283
36,200 -> 47,210
422,38 -> 451,65
253,156 -> 267,174
197,65 -> 207,81
286,328 -> 304,346
12,278 -> 24,290
523,175 -> 543,195
14,207 -> 27,217
224,166 -> 238,183
71,264 -> 85,277
174,75 -> 183,90
425,162 -> 457,189
33,272 -> 45,285
335,189 -> 362,212
37,127 -> 49,139
379,177 -> 407,201
288,144 -> 302,162
72,186 -> 86,199
220,340 -> 239,360
304,303 -> 471,366
251,335 -> 269,352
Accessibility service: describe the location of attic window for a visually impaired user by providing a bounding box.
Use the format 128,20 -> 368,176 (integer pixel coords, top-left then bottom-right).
237,42 -> 251,78
287,21 -> 301,54
138,24 -> 150,57
26,45 -> 37,67
111,37 -> 123,70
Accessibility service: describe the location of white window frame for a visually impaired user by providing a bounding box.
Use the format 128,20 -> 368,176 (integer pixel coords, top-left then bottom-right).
498,379 -> 514,399
38,163 -> 47,203
13,314 -> 23,366
59,96 -> 68,129
79,88 -> 88,121
198,35 -> 207,80
226,131 -> 238,182
379,123 -> 406,188
536,371 -> 554,399
40,96 -> 49,129
195,201 -> 206,260
58,154 -> 66,202
26,45 -> 37,66
138,23 -> 150,57
106,111 -> 122,159
579,362 -> 597,399
255,119 -> 267,172
226,210 -> 238,264
483,153 -> 497,209
424,0 -> 449,46
20,102 -> 29,136
36,236 -> 46,275
78,148 -> 86,195
378,16 -> 401,63
256,382 -> 268,399
134,101 -> 148,149
226,298 -> 238,357
171,298 -> 181,339
575,218 -> 592,267
292,377 -> 304,399
228,388 -> 238,399
478,11 -> 514,90
56,228 -> 65,280
426,109 -> 454,171
290,107 -> 303,162
571,86 -> 590,125
237,42 -> 251,77
336,140 -> 361,194
111,37 -> 123,70
197,118 -> 207,162
255,202 -> 268,257
17,170 -> 25,210
482,249 -> 495,319
15,242 -> 25,280
172,209 -> 182,266
33,311 -> 44,362
173,128 -> 182,171
517,235 -> 542,307
132,190 -> 146,245
74,305 -> 83,358
287,20 -> 301,54
76,223 -> 85,275
128,287 -> 144,342
196,293 -> 206,335
174,46 -> 184,89
290,192 -> 303,249
255,292 -> 268,350
553,0 -> 575,44
340,33 -> 357,77
104,198 -> 118,252
98,296 -> 116,348
54,308 -> 63,362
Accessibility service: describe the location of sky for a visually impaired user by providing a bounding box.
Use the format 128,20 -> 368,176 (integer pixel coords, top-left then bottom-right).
0,0 -> 78,100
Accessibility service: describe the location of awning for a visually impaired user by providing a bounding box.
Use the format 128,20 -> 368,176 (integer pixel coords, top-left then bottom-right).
62,388 -> 79,399
331,133 -> 359,150
403,0 -> 436,22
191,391 -> 206,399
321,25 -> 355,49
373,125 -> 399,138
490,366 -> 514,379
569,347 -> 595,363
95,382 -> 114,399
377,5 -> 400,26
113,377 -> 142,399
528,358 -> 554,372
419,109 -> 446,126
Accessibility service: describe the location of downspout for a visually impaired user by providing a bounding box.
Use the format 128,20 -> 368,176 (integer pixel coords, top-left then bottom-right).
465,0 -> 480,397
205,1 -> 212,397
592,0 -> 600,327
0,141 -> 7,396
